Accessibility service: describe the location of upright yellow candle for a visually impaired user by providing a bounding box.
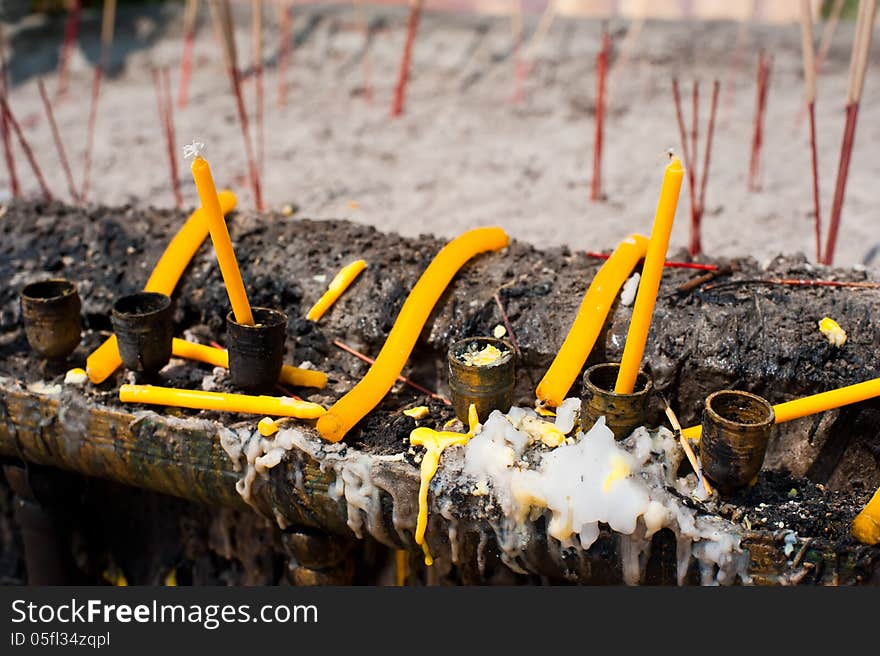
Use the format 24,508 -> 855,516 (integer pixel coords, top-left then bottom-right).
189,146 -> 254,326
615,156 -> 684,394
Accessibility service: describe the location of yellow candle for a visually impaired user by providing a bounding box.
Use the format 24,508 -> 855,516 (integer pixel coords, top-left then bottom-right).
316,227 -> 508,443
119,384 -> 326,418
852,486 -> 880,545
86,190 -> 238,384
306,260 -> 367,321
410,404 -> 479,566
170,338 -> 327,389
536,234 -> 649,407
615,156 -> 684,394
191,154 -> 254,326
681,377 -> 880,441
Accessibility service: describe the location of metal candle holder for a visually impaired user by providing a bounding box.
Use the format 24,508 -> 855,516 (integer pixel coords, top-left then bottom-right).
20,279 -> 82,361
581,362 -> 653,440
447,336 -> 515,423
226,307 -> 288,393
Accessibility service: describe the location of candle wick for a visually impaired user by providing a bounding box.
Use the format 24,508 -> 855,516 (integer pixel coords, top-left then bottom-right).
182,139 -> 206,160
666,147 -> 675,160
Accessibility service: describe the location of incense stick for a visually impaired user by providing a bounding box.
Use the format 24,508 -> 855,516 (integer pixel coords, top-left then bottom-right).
0,97 -> 53,201
38,79 -> 78,202
251,0 -> 265,182
0,25 -> 19,197
56,0 -> 82,99
391,0 -> 424,117
800,0 -> 822,262
79,66 -> 102,202
671,78 -> 699,254
822,0 -> 876,265
817,0 -> 846,71
177,0 -> 200,108
747,52 -> 772,192
153,68 -> 182,208
590,30 -> 610,201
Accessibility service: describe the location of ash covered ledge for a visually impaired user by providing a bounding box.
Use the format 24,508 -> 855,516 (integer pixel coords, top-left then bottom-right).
2,201 -> 880,584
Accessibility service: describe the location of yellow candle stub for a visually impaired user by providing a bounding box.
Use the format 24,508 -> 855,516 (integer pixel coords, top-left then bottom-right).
616,157 -> 683,394
119,384 -> 326,419
410,404 -> 479,566
536,234 -> 650,407
190,152 -> 254,326
403,406 -> 429,419
86,190 -> 238,384
258,417 -> 279,436
306,260 -> 367,321
818,317 -> 847,347
317,227 -> 509,443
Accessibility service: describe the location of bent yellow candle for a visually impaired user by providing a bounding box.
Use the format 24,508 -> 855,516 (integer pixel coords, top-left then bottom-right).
852,487 -> 880,545
536,234 -> 649,407
119,384 -> 326,418
616,156 -> 684,394
190,151 -> 254,325
681,377 -> 880,441
410,404 -> 479,566
86,190 -> 238,384
306,259 -> 367,321
170,338 -> 327,389
317,226 -> 509,443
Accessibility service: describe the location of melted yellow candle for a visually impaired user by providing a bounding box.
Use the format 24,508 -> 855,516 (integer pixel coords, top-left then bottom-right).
536,234 -> 650,407
615,157 -> 684,394
317,227 -> 508,443
410,404 -> 479,566
170,338 -> 327,389
191,155 -> 254,326
852,486 -> 880,545
86,190 -> 237,384
306,260 -> 367,321
119,384 -> 326,418
682,377 -> 880,441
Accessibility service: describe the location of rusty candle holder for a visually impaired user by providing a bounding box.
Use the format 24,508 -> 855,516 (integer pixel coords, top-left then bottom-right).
111,292 -> 174,378
226,307 -> 287,392
699,390 -> 775,496
447,336 -> 515,423
20,279 -> 82,361
581,362 -> 653,440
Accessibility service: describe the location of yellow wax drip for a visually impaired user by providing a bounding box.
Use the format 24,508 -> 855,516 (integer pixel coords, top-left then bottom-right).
409,404 -> 479,566
403,406 -> 429,419
536,234 -> 649,407
258,417 -> 279,436
461,344 -> 503,367
603,454 -> 631,492
306,260 -> 368,321
818,317 -> 847,347
170,338 -> 328,389
119,384 -> 326,419
852,486 -> 880,545
317,227 -> 509,443
395,550 -> 408,586
86,190 -> 238,384
616,157 -> 684,394
191,156 -> 254,326
681,377 -> 880,441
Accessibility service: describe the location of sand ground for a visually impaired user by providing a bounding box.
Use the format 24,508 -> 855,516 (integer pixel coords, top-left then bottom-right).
2,3 -> 879,267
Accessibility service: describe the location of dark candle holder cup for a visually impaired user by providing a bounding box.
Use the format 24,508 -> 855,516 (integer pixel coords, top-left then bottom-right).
448,336 -> 515,423
111,292 -> 173,379
581,362 -> 653,440
20,279 -> 82,361
699,390 -> 775,497
226,307 -> 288,393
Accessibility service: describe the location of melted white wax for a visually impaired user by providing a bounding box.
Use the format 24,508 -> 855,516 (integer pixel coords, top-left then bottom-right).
463,404 -> 749,585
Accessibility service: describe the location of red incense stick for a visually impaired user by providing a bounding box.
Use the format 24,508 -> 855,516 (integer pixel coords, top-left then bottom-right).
56,0 -> 82,99
0,97 -> 52,200
0,26 -> 19,197
391,0 -> 424,118
590,30 -> 610,201
37,79 -> 78,202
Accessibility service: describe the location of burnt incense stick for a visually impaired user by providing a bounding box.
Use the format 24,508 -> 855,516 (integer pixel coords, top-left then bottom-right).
56,0 -> 82,99
0,97 -> 52,201
38,79 -> 78,202
671,78 -> 698,253
747,52 -> 772,192
177,0 -> 200,108
153,68 -> 181,208
590,30 -> 610,201
391,0 -> 424,117
800,0 -> 822,261
79,66 -> 102,202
